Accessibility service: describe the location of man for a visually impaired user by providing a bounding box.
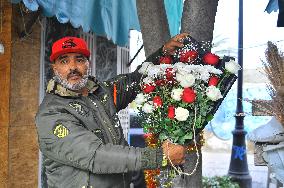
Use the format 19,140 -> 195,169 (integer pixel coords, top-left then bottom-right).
35,33 -> 188,188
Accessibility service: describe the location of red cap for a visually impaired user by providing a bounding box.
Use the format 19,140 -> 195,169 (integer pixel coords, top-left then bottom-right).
50,37 -> 90,62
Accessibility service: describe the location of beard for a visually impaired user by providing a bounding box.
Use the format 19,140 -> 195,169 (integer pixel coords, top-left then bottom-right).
53,68 -> 90,91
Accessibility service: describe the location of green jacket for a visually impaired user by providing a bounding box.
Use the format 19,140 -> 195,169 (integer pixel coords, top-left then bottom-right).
35,51 -> 163,188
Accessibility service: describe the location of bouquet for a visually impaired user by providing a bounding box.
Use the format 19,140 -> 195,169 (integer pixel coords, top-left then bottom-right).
130,36 -> 239,187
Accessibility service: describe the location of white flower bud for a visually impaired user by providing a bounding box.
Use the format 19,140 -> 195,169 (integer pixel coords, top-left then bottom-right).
175,107 -> 189,121
206,86 -> 223,101
138,62 -> 155,75
171,88 -> 183,101
129,101 -> 138,110
135,93 -> 146,105
142,102 -> 154,113
143,77 -> 154,85
176,72 -> 195,88
225,59 -> 241,74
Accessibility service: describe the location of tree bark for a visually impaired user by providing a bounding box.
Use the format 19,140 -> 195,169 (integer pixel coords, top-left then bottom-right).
181,1 -> 219,187
136,0 -> 171,56
181,0 -> 219,43
183,150 -> 203,187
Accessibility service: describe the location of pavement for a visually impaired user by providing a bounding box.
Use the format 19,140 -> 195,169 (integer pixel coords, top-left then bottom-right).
202,151 -> 268,188
202,131 -> 269,188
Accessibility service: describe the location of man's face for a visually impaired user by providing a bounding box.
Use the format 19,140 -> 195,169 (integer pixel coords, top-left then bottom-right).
52,53 -> 90,90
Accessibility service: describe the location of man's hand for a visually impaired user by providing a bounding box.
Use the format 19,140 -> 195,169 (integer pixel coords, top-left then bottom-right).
162,33 -> 189,55
162,140 -> 186,165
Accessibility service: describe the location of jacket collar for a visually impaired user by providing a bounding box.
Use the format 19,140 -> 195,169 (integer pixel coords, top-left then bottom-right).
46,76 -> 99,97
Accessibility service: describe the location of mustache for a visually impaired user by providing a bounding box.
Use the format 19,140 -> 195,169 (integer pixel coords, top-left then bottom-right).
67,69 -> 83,79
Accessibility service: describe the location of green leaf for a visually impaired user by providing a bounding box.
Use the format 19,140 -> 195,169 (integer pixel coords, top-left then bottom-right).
206,114 -> 214,122
173,129 -> 183,136
184,132 -> 193,140
178,137 -> 185,145
159,132 -> 167,141
164,118 -> 171,123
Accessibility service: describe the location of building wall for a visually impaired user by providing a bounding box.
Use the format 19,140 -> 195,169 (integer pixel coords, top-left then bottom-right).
0,1 -> 12,188
8,4 -> 40,188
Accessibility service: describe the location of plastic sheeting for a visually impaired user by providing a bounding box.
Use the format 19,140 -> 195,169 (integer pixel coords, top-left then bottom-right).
265,0 -> 279,13
164,0 -> 183,37
11,0 -> 141,46
11,0 -> 184,46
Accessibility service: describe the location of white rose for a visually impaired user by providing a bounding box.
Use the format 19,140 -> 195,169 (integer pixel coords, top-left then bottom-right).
138,62 -> 155,75
135,93 -> 146,105
225,59 -> 241,74
176,72 -> 195,88
142,102 -> 154,113
171,88 -> 183,101
175,107 -> 189,121
206,86 -> 223,101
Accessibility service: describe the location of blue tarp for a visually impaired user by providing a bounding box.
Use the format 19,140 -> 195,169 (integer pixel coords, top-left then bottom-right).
11,0 -> 183,46
164,0 -> 183,37
11,0 -> 141,46
265,0 -> 279,13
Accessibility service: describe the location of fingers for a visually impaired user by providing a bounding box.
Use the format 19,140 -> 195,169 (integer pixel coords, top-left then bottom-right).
162,141 -> 186,165
172,33 -> 190,42
162,33 -> 189,56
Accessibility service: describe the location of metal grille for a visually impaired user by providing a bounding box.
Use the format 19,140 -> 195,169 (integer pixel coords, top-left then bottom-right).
117,46 -> 130,74
79,31 -> 96,76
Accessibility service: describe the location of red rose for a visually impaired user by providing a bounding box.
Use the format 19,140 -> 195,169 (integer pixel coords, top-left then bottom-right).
208,76 -> 219,86
165,68 -> 175,81
167,106 -> 175,119
153,96 -> 163,107
203,52 -> 220,65
159,56 -> 172,64
182,88 -> 196,103
142,84 -> 155,93
155,79 -> 166,86
180,50 -> 198,63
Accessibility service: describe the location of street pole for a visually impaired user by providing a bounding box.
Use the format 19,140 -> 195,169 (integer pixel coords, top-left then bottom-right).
228,0 -> 252,187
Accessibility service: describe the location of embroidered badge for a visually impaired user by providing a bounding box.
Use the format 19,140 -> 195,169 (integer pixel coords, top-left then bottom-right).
69,101 -> 89,116
62,39 -> 77,49
53,124 -> 69,138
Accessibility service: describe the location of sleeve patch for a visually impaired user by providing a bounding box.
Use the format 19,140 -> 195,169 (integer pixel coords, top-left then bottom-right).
53,124 -> 69,138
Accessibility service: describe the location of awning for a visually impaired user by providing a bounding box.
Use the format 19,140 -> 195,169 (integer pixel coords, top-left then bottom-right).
11,0 -> 184,46
11,0 -> 141,46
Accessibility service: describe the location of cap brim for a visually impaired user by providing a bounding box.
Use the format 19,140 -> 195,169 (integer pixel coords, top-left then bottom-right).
50,48 -> 90,62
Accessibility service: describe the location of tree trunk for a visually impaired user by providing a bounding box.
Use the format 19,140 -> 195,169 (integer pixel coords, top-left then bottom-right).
181,0 -> 219,42
136,0 -> 171,56
181,1 -> 219,187
183,150 -> 203,187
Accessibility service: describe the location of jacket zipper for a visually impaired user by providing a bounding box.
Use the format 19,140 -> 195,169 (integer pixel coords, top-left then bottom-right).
88,97 -> 118,144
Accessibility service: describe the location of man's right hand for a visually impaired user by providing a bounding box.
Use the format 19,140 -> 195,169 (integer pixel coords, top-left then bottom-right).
162,140 -> 186,165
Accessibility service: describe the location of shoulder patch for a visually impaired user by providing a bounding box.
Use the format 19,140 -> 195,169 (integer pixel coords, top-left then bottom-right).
53,124 -> 69,138
69,101 -> 89,116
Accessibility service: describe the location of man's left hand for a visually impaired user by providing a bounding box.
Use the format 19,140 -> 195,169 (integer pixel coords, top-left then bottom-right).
162,33 -> 189,56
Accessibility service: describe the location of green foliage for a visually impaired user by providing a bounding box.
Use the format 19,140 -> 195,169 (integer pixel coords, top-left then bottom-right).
202,176 -> 240,188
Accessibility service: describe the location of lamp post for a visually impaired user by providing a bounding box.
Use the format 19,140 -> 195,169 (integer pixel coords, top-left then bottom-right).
228,0 -> 252,187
